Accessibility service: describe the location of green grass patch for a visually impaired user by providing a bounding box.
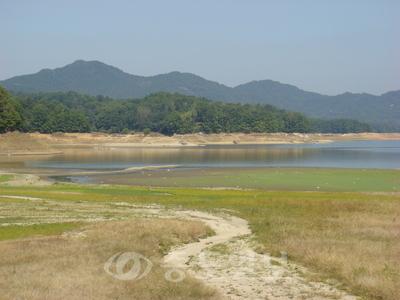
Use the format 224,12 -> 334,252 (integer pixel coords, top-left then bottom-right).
0,222 -> 86,241
89,167 -> 400,192
270,259 -> 282,266
209,243 -> 230,255
0,175 -> 13,183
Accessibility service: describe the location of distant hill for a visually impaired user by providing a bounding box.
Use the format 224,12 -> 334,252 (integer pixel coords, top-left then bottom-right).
233,81 -> 400,129
1,60 -> 399,128
0,60 -> 234,101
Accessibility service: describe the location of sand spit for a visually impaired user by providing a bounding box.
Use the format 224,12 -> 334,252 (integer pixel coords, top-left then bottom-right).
45,165 -> 182,177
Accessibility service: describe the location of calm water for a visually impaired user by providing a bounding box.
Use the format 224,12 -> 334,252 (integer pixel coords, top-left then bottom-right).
1,140 -> 399,172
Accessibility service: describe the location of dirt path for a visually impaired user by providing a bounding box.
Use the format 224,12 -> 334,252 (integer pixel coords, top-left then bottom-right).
162,210 -> 360,300
187,238 -> 360,300
163,211 -> 251,265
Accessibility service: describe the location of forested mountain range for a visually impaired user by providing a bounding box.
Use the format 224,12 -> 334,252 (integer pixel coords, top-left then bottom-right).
1,60 -> 399,129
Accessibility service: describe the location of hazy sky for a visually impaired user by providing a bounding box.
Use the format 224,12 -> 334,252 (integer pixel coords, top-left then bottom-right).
1,0 -> 399,95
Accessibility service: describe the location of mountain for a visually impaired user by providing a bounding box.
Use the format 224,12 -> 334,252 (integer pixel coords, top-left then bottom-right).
0,60 -> 234,101
233,81 -> 400,128
1,60 -> 399,128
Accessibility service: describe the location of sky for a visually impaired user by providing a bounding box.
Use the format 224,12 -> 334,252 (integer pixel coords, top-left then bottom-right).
0,0 -> 399,96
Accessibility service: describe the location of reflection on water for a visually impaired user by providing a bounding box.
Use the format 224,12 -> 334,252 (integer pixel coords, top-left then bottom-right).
0,140 -> 399,171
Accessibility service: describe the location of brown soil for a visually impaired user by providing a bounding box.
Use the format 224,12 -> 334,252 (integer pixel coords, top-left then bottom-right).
28,131 -> 327,148
0,131 -> 61,156
1,131 -> 399,156
26,132 -> 400,148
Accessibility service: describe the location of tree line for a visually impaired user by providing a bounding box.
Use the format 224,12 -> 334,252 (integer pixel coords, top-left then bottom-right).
1,86 -> 375,134
312,118 -> 373,134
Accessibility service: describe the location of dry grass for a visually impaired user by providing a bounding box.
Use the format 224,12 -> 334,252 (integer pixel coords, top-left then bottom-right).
1,183 -> 399,299
253,197 -> 400,300
0,219 -> 220,300
0,131 -> 49,151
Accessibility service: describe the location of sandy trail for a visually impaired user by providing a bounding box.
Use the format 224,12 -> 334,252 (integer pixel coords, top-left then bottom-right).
162,210 -> 360,300
163,211 -> 251,265
187,238 -> 360,300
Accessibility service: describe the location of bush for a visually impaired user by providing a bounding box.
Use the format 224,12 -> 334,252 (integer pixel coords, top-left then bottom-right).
143,128 -> 151,136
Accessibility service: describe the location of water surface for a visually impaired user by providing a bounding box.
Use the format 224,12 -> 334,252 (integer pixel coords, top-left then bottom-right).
1,140 -> 398,172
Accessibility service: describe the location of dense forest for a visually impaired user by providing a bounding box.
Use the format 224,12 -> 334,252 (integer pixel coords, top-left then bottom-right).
1,88 -> 374,135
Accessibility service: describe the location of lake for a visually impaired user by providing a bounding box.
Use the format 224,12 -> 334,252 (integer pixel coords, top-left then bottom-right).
1,140 -> 399,173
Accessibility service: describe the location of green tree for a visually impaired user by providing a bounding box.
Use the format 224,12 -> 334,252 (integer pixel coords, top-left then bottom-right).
162,111 -> 181,135
29,103 -> 51,132
0,86 -> 23,133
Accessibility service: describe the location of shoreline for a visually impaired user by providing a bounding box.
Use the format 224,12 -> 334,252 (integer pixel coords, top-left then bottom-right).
44,165 -> 182,177
1,132 -> 399,156
0,150 -> 63,156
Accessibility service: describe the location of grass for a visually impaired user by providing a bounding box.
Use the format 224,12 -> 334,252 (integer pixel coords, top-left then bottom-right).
270,259 -> 282,266
209,243 -> 230,255
0,175 -> 13,183
1,172 -> 399,299
0,131 -> 49,151
85,167 -> 400,192
0,222 -> 86,241
0,219 -> 219,300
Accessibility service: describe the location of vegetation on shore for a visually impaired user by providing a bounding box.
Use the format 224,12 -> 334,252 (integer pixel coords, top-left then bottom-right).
0,86 -> 23,133
0,175 -> 399,299
9,88 -> 374,134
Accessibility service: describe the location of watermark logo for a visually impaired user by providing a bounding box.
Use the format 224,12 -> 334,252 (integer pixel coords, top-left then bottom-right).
104,252 -> 153,281
163,266 -> 186,282
104,251 -> 186,282
160,251 -> 187,282
104,249 -> 288,282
